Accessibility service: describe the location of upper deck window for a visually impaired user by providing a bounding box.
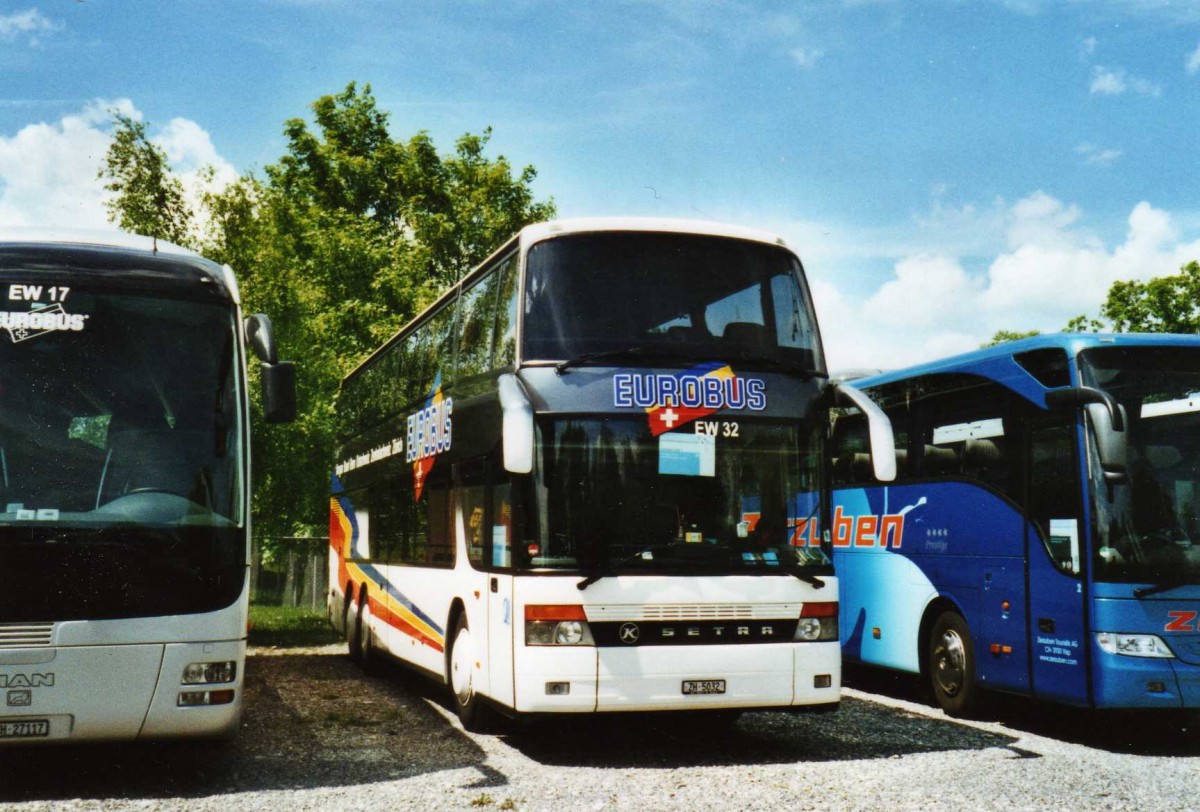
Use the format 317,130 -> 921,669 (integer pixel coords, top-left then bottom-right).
523,233 -> 823,371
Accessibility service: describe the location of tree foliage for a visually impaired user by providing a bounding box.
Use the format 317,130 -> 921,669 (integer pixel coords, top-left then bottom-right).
1094,260 -> 1200,333
101,83 -> 555,538
99,114 -> 193,246
981,329 -> 1040,348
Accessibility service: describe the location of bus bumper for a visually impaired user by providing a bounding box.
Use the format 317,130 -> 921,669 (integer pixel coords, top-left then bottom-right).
0,640 -> 243,744
1091,644 -> 1190,709
513,641 -> 840,713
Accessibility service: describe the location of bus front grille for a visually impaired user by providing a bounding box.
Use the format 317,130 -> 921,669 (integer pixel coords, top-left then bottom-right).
0,623 -> 54,649
588,603 -> 801,622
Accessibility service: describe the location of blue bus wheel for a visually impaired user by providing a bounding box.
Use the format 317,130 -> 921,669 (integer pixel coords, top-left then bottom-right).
929,611 -> 979,717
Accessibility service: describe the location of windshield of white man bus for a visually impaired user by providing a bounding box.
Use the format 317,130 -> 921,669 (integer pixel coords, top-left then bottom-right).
0,284 -> 245,621
525,416 -> 828,575
1081,345 -> 1200,587
522,232 -> 824,371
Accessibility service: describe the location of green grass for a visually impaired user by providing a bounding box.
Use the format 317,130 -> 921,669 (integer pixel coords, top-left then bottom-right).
248,604 -> 341,648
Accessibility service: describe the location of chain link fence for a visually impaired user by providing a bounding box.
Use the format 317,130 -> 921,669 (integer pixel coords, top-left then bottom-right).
251,537 -> 330,610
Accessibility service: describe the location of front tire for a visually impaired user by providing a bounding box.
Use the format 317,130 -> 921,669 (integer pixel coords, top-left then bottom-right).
448,614 -> 488,732
928,611 -> 979,717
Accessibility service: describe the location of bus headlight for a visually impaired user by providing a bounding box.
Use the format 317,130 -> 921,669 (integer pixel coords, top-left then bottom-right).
795,602 -> 838,642
182,661 -> 237,684
1095,632 -> 1174,658
525,605 -> 595,646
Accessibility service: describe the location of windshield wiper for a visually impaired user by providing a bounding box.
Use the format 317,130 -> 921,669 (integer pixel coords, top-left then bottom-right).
1134,578 -> 1197,599
555,347 -> 701,376
576,543 -> 664,590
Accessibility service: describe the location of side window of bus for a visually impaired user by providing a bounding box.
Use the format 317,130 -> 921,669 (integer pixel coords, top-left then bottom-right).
829,407 -> 871,486
426,298 -> 460,388
459,273 -> 498,379
1028,422 -> 1082,576
422,475 -> 455,566
492,481 -> 513,568
493,257 -> 519,369
913,374 -> 1022,503
829,381 -> 910,486
347,490 -> 372,561
460,483 -> 487,568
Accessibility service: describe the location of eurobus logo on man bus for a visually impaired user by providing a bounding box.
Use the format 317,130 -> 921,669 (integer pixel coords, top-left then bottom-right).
783,507 -> 907,549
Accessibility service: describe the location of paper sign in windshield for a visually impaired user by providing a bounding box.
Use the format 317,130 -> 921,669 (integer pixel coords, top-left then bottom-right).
658,432 -> 715,477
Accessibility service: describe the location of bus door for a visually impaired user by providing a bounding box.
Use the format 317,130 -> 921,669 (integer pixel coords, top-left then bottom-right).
1025,419 -> 1090,705
486,480 -> 516,707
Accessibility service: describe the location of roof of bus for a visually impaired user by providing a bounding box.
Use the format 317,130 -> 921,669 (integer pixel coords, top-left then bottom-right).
852,332 -> 1200,389
0,227 -> 199,257
518,217 -> 793,253
0,228 -> 239,302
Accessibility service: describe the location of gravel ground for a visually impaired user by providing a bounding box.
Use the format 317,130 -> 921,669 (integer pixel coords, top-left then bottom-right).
0,647 -> 1198,812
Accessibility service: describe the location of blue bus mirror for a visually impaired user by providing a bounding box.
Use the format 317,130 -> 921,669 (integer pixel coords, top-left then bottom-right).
1086,402 -> 1128,483
832,380 -> 896,482
498,373 -> 534,474
1045,386 -> 1126,482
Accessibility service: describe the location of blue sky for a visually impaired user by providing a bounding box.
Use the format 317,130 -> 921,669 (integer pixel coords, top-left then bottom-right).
2,1 -> 1200,369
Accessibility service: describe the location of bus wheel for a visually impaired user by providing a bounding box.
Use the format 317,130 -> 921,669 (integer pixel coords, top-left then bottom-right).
928,611 -> 979,717
349,593 -> 366,665
448,614 -> 486,732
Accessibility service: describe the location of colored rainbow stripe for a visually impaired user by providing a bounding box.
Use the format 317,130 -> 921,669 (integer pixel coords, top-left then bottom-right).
329,482 -> 446,652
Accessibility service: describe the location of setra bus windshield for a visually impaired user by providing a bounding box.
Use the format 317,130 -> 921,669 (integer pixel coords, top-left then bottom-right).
1082,346 -> 1200,587
523,232 -> 824,370
0,286 -> 245,621
528,417 -> 827,575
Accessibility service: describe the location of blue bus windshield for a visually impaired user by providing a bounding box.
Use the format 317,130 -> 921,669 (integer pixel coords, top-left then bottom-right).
1082,345 -> 1200,586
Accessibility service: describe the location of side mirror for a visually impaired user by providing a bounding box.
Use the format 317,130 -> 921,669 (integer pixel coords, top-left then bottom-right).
1045,386 -> 1127,483
498,373 -> 533,474
831,380 -> 896,482
245,313 -> 278,364
245,313 -> 297,424
261,361 -> 297,424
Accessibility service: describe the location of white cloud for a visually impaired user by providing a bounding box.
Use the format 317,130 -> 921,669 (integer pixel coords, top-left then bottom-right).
1080,36 -> 1098,60
0,101 -> 236,240
0,99 -> 133,230
1090,65 -> 1163,97
811,193 -> 1200,370
1076,142 -> 1123,166
1187,43 -> 1200,75
0,8 -> 60,45
789,47 -> 823,68
863,255 -> 979,329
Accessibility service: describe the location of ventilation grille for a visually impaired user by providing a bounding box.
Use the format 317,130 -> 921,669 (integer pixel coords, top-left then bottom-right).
588,603 -> 800,622
0,623 -> 54,649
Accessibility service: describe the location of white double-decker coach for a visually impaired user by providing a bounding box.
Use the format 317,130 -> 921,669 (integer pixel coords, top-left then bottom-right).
330,218 -> 893,729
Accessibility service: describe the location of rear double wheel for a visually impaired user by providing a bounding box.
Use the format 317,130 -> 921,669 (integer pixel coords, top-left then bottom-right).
928,611 -> 979,717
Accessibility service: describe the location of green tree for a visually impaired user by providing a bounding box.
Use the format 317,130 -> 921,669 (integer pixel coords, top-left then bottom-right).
982,329 -> 1040,348
1097,260 -> 1200,333
101,83 -> 555,539
99,113 -> 194,246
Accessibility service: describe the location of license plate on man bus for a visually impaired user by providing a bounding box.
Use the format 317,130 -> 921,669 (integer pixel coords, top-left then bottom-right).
682,680 -> 726,695
0,720 -> 49,739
